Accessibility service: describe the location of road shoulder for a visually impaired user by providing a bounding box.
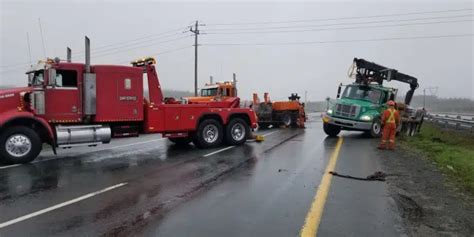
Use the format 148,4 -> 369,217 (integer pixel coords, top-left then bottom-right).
380,145 -> 474,236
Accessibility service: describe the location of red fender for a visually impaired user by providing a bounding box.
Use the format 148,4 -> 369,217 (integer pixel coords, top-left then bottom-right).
0,110 -> 55,150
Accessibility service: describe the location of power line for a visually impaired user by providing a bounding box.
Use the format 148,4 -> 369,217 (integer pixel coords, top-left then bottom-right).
116,45 -> 193,64
204,14 -> 472,31
74,35 -> 192,59
72,26 -> 187,54
205,8 -> 472,26
202,19 -> 473,35
72,32 -> 185,56
1,27 -> 189,68
202,33 -> 473,46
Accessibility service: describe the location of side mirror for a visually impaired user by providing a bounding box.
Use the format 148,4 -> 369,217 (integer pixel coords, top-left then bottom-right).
336,83 -> 342,98
48,69 -> 57,87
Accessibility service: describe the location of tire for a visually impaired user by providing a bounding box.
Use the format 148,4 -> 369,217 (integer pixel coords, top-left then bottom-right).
0,126 -> 42,164
225,118 -> 250,145
369,119 -> 382,138
323,123 -> 341,137
281,113 -> 292,127
193,119 -> 224,148
168,137 -> 193,146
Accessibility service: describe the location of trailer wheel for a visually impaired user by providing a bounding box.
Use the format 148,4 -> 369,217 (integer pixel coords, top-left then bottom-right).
281,113 -> 292,127
225,118 -> 249,145
0,126 -> 42,164
193,119 -> 223,148
168,137 -> 193,146
323,123 -> 341,137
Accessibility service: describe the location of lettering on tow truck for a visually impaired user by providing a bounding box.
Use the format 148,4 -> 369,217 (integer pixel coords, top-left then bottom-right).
119,96 -> 137,101
0,93 -> 15,100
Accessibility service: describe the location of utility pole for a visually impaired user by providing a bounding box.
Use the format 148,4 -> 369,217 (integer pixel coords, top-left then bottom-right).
423,86 -> 438,109
423,89 -> 426,109
190,21 -> 200,96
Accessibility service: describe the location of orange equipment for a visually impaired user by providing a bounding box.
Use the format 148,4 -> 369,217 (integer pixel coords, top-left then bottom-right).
252,93 -> 306,128
378,100 -> 400,150
185,75 -> 238,104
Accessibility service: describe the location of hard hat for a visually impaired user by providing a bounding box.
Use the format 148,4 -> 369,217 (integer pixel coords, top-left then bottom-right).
387,100 -> 395,106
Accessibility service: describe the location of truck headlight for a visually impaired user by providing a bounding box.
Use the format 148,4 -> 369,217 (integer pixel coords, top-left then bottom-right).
327,109 -> 333,115
360,115 -> 373,121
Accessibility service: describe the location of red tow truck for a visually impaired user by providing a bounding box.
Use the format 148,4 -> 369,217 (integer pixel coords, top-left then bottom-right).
0,37 -> 257,164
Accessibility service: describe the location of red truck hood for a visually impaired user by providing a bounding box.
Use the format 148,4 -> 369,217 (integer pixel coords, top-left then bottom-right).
0,87 -> 32,95
0,87 -> 32,114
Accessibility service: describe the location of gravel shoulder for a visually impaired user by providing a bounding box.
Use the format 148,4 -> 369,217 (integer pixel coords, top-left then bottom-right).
377,141 -> 474,236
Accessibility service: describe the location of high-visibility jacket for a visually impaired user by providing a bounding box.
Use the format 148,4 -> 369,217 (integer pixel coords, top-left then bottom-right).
381,108 -> 400,125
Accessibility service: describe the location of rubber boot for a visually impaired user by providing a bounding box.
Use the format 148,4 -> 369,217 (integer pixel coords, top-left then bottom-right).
377,143 -> 386,150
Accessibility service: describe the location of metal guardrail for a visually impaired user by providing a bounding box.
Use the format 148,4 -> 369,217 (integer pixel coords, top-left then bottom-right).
425,113 -> 474,132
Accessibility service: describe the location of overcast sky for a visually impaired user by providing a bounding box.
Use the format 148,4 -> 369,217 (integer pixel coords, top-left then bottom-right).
1,0 -> 473,101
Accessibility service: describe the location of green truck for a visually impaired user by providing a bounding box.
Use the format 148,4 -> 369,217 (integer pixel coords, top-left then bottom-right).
322,58 -> 420,137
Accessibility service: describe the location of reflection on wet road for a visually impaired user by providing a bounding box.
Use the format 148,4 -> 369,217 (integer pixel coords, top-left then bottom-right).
0,115 -> 402,236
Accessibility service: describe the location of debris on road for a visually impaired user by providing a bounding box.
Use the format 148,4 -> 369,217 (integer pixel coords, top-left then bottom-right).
329,171 -> 386,181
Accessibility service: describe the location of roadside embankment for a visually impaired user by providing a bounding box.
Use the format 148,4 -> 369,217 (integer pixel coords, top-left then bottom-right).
400,122 -> 474,193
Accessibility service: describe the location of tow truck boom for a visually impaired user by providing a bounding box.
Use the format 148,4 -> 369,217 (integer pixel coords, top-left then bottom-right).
353,58 -> 419,105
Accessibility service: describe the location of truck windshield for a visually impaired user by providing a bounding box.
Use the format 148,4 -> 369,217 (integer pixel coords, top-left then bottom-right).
30,70 -> 45,86
201,88 -> 218,96
342,86 -> 382,104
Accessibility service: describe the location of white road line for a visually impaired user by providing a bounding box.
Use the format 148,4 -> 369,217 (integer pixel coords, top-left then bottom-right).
97,138 -> 166,151
203,146 -> 236,157
262,131 -> 278,137
0,182 -> 128,229
0,164 -> 21,170
203,130 -> 280,157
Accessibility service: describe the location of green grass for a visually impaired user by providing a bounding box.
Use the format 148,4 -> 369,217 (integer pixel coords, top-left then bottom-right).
401,123 -> 474,194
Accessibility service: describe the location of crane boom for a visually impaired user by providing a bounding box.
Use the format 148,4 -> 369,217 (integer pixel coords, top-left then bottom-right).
353,58 -> 419,105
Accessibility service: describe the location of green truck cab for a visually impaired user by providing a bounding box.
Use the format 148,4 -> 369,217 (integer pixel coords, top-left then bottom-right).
322,58 -> 419,138
323,84 -> 398,137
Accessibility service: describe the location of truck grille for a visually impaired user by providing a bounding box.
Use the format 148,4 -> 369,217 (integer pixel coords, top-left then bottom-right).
334,103 -> 359,118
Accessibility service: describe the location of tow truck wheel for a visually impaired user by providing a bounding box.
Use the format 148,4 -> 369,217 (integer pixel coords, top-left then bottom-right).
368,119 -> 382,138
225,118 -> 250,145
193,119 -> 224,148
0,126 -> 42,164
323,123 -> 341,137
168,137 -> 193,146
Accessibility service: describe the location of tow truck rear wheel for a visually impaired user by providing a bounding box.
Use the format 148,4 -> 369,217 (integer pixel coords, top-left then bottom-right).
225,118 -> 249,145
0,126 -> 42,164
193,119 -> 224,148
323,123 -> 341,137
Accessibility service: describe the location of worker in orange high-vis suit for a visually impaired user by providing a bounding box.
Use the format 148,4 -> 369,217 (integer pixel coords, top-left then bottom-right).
378,100 -> 400,150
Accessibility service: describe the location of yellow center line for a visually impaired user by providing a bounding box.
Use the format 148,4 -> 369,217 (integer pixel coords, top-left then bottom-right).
300,137 -> 344,237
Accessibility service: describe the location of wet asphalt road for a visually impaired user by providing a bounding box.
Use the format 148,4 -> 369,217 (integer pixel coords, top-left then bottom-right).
0,114 -> 403,236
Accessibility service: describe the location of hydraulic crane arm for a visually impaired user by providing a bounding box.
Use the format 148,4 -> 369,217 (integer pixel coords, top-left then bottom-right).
353,58 -> 419,105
